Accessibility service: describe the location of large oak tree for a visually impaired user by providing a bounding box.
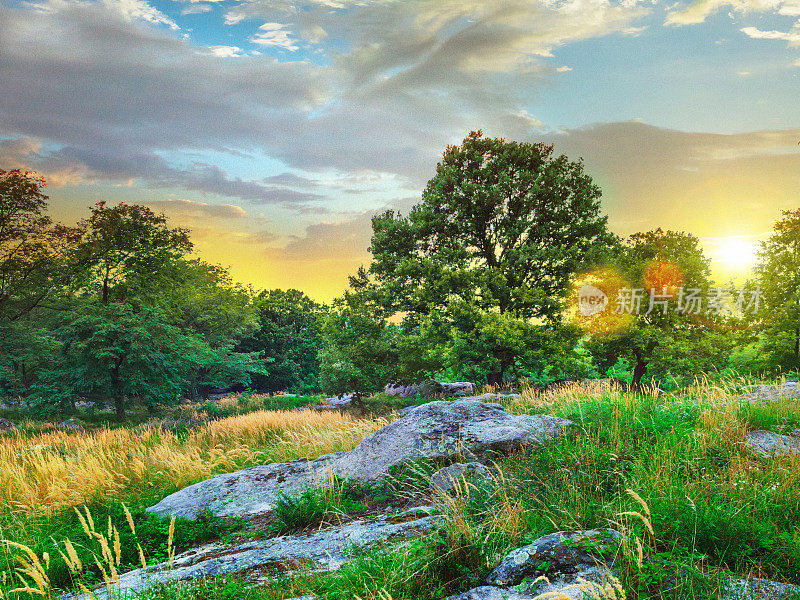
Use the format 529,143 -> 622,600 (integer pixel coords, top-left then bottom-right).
368,131 -> 615,384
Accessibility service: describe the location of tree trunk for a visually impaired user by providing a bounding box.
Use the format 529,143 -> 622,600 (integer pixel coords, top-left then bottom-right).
354,391 -> 366,416
631,343 -> 656,392
101,266 -> 110,305
114,396 -> 125,422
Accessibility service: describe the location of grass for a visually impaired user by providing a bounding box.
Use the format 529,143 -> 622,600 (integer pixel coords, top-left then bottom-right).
2,377 -> 800,599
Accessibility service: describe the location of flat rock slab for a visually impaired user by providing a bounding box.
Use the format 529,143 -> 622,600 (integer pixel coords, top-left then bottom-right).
740,382 -> 800,403
487,529 -> 621,588
746,431 -> 800,458
61,513 -> 440,600
727,577 -> 800,599
148,401 -> 573,519
446,587 -> 536,599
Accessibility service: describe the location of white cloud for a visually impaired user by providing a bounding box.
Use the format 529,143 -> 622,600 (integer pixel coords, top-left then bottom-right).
741,24 -> 800,45
146,199 -> 249,219
206,45 -> 243,57
103,0 -> 179,29
250,22 -> 299,51
666,0 -> 800,26
556,65 -> 572,72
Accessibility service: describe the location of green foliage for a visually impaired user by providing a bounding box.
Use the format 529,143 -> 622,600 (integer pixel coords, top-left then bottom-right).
319,291 -> 398,411
33,304 -> 201,416
0,169 -> 80,323
754,209 -> 800,372
75,201 -> 192,305
586,229 -> 735,389
367,130 -> 615,384
269,480 -> 374,535
238,289 -> 324,393
0,500 -> 243,592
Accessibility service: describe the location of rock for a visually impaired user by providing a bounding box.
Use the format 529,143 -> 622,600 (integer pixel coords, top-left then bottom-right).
429,462 -> 495,495
0,418 -> 15,432
442,382 -> 476,396
385,380 -> 475,398
57,419 -> 86,432
726,577 -> 800,599
148,400 -> 574,519
789,428 -> 800,439
745,430 -> 800,458
62,513 -> 439,600
487,529 -> 621,588
460,393 -> 520,402
445,587 -> 535,599
739,382 -> 800,403
385,382 -> 418,398
317,394 -> 354,409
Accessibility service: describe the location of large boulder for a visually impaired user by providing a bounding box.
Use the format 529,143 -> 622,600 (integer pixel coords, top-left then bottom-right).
148,400 -> 574,519
746,431 -> 800,458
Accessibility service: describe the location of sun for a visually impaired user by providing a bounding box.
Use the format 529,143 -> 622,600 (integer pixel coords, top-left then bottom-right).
716,238 -> 759,268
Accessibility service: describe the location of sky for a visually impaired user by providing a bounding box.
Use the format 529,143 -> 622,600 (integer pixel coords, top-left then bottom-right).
1,0 -> 799,301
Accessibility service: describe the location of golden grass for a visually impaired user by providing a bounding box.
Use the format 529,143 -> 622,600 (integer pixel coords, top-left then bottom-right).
0,410 -> 386,520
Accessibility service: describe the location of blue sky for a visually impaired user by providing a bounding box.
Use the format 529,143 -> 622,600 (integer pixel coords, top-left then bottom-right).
1,0 -> 799,298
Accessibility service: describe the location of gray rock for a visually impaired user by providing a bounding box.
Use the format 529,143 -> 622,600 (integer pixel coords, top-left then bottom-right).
318,394 -> 354,409
445,587 -> 535,599
57,419 -> 86,432
487,529 -> 621,587
0,418 -> 15,432
739,382 -> 800,403
61,514 -> 439,600
442,382 -> 476,396
385,380 -> 475,398
429,462 -> 495,495
745,430 -> 800,458
460,393 -> 521,402
726,577 -> 800,599
789,428 -> 800,439
148,400 -> 573,519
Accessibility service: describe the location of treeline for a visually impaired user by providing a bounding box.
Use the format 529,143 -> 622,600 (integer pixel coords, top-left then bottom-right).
2,132 -> 799,417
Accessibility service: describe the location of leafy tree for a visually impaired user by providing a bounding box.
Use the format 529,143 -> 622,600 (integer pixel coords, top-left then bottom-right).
36,304 -> 200,419
319,292 -> 397,413
368,131 -> 614,384
238,289 -> 324,393
0,169 -> 79,322
76,202 -> 192,304
583,229 -> 732,390
153,259 -> 258,348
754,209 -> 800,372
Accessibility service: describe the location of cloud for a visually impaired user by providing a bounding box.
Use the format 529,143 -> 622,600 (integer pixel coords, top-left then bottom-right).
544,121 -> 800,237
145,198 -> 249,219
665,0 -> 800,26
0,0 -> 654,196
103,0 -> 180,29
741,25 -> 800,45
206,45 -> 244,57
251,22 -> 299,51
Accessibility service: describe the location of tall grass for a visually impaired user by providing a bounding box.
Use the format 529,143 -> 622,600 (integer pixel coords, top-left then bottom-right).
0,409 -> 386,520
